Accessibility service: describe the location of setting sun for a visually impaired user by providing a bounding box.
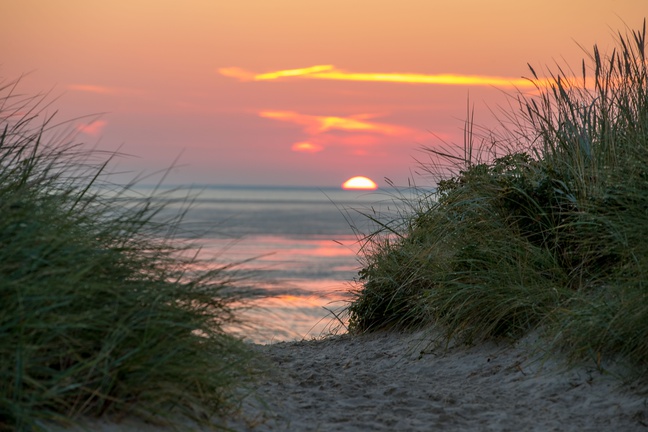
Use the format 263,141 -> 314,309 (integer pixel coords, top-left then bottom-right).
342,176 -> 378,190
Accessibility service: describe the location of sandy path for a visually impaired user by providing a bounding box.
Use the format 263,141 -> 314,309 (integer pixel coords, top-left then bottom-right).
229,330 -> 648,431
54,330 -> 647,431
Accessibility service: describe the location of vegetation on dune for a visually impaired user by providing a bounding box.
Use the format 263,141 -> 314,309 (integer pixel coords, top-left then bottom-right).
348,21 -> 648,373
0,79 -> 256,431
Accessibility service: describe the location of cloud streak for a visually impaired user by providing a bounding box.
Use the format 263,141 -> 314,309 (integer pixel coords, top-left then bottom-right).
221,65 -> 537,88
259,110 -> 416,154
259,110 -> 408,135
67,84 -> 143,96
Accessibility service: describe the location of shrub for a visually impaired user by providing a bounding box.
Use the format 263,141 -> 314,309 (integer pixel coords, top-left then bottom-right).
348,20 -> 648,372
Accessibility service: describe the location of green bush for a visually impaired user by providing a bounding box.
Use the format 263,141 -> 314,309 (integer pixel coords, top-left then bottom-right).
0,80 -> 255,430
348,21 -> 648,372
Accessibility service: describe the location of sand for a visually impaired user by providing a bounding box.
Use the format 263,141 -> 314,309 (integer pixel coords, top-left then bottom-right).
55,330 -> 648,431
228,330 -> 647,431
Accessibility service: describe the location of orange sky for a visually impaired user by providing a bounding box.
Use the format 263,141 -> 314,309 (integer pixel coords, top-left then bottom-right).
1,1 -> 645,187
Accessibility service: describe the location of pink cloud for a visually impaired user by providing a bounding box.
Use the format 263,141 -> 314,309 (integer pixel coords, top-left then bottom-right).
259,109 -> 425,156
76,120 -> 107,136
259,110 -> 409,135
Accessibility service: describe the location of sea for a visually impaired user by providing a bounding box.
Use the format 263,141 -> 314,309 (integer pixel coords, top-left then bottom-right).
126,184 -> 409,344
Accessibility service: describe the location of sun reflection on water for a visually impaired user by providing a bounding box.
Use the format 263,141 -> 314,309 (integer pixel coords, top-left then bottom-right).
187,235 -> 361,344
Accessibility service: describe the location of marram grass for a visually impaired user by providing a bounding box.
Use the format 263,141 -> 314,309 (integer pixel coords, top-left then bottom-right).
348,21 -> 648,374
0,80 -> 256,430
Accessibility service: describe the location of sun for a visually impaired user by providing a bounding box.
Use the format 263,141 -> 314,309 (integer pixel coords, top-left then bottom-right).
342,176 -> 378,190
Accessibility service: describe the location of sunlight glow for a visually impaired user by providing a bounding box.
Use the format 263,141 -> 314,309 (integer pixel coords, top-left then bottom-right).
342,176 -> 378,190
221,65 -> 539,88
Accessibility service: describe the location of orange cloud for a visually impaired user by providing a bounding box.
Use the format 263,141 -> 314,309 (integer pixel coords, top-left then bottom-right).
76,120 -> 107,136
218,67 -> 256,81
254,65 -> 335,81
259,110 -> 408,135
221,65 -> 538,88
291,141 -> 324,153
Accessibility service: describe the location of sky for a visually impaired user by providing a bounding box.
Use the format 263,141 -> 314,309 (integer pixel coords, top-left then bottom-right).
1,1 -> 645,187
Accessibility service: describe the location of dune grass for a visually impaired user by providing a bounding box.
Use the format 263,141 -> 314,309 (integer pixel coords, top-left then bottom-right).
348,21 -> 648,373
0,79 -> 256,430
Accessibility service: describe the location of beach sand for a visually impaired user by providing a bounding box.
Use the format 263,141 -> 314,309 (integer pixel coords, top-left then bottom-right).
57,330 -> 647,431
229,330 -> 647,431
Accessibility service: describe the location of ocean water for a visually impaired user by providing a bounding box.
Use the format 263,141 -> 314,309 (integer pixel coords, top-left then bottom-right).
128,184 -> 404,344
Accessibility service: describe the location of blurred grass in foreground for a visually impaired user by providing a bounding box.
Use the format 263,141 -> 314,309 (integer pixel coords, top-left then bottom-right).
0,79 -> 257,431
348,21 -> 648,375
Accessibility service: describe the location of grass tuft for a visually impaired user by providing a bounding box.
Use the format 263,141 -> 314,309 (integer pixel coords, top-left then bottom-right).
348,20 -> 648,374
0,79 -> 256,430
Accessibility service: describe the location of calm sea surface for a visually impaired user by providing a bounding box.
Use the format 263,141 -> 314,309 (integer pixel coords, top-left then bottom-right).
127,184 -> 406,343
